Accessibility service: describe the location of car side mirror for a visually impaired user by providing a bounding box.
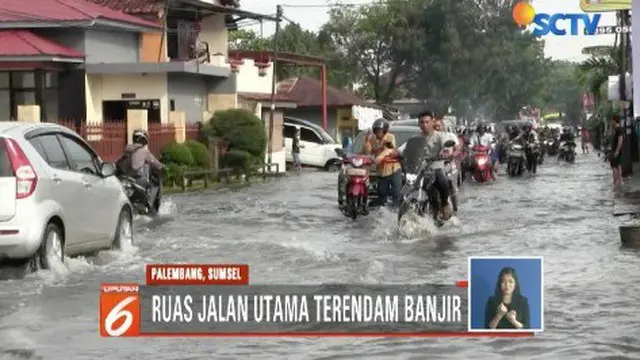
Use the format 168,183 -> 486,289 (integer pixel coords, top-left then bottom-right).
444,140 -> 456,148
100,162 -> 117,178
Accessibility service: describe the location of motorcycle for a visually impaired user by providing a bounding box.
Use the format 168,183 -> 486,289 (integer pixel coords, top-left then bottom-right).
470,144 -> 493,183
119,170 -> 162,216
546,138 -> 560,156
507,141 -> 526,177
558,140 -> 577,163
397,136 -> 457,227
340,154 -> 373,220
526,140 -> 541,173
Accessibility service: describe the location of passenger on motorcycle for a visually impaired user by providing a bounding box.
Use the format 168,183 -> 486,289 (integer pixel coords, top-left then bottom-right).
116,129 -> 164,205
397,111 -> 454,220
514,123 -> 538,168
363,118 -> 402,207
559,127 -> 575,142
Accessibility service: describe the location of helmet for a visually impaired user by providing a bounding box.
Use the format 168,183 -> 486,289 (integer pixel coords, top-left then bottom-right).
476,123 -> 486,133
371,118 -> 390,134
132,129 -> 149,145
523,123 -> 532,132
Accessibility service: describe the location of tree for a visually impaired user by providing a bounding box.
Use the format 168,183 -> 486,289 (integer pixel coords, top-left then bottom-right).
321,0 -> 425,104
578,46 -> 621,105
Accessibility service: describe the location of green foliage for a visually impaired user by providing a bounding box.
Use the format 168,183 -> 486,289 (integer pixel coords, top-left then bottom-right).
163,163 -> 185,187
222,150 -> 253,176
184,140 -> 210,168
203,109 -> 266,161
160,142 -> 194,167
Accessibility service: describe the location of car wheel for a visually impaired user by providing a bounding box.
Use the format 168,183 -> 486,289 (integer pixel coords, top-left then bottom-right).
34,222 -> 65,270
112,208 -> 134,251
326,162 -> 340,172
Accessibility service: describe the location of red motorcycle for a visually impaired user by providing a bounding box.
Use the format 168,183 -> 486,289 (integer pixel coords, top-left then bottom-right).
471,145 -> 493,183
342,154 -> 373,220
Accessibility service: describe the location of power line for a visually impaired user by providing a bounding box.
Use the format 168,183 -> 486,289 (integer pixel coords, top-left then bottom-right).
279,0 -> 410,8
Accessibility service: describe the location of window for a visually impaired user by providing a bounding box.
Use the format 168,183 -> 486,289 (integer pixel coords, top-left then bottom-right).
0,73 -> 8,88
300,128 -> 322,144
45,88 -> 58,121
58,135 -> 98,175
31,135 -> 70,170
45,72 -> 58,88
283,125 -> 295,139
14,91 -> 36,106
0,138 -> 12,177
0,90 -> 9,120
11,72 -> 35,88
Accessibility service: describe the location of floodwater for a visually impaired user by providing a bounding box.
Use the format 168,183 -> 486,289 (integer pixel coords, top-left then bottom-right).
1,153 -> 639,360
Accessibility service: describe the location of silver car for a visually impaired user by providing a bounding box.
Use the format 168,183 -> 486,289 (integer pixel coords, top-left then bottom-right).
0,122 -> 134,270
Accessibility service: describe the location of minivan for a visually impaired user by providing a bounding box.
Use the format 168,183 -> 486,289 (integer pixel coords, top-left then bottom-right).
283,117 -> 343,170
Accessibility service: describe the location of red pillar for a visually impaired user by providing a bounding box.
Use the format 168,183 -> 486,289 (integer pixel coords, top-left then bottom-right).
321,65 -> 327,130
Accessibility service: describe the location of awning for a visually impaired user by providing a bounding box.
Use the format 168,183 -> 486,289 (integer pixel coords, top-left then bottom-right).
85,62 -> 230,77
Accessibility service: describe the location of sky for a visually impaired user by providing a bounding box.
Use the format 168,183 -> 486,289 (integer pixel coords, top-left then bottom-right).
241,0 -> 618,62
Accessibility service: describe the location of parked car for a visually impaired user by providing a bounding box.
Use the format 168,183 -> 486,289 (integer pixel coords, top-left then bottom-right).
283,117 -> 342,170
0,122 -> 133,270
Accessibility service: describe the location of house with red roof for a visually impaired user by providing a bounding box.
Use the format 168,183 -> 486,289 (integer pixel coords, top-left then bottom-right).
0,0 -> 274,124
276,76 -> 383,142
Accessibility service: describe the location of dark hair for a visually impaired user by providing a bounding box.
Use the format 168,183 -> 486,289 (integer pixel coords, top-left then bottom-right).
418,111 -> 434,120
493,267 -> 521,297
611,115 -> 620,123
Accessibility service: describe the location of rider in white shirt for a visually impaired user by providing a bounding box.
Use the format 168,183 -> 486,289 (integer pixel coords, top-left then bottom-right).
469,123 -> 494,148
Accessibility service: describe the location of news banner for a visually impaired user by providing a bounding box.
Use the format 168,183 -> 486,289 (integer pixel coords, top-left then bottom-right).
99,264 -> 537,337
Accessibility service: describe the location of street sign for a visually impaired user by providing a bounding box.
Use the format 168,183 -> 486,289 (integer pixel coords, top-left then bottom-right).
579,0 -> 630,13
587,25 -> 632,35
582,45 -> 614,55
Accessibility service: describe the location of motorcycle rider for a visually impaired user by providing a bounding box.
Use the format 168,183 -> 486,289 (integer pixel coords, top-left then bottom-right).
116,129 -> 164,207
468,123 -> 496,177
398,111 -> 454,220
560,127 -> 575,142
363,118 -> 402,207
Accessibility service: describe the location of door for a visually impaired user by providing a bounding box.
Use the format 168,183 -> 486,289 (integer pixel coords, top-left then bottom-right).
28,134 -> 86,247
299,127 -> 325,166
282,124 -> 295,162
57,133 -> 119,245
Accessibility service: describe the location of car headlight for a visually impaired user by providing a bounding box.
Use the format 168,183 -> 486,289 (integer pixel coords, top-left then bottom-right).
405,173 -> 418,184
351,157 -> 364,167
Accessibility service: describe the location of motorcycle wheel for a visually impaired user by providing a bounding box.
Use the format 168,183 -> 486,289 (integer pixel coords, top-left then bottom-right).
568,153 -> 575,163
398,199 -> 417,222
473,170 -> 484,183
348,196 -> 358,220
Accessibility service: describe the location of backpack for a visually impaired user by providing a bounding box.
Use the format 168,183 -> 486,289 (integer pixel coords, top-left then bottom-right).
116,147 -> 142,177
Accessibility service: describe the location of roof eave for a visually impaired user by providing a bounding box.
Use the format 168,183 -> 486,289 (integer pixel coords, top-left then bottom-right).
0,55 -> 84,63
177,0 -> 277,21
0,19 -> 160,32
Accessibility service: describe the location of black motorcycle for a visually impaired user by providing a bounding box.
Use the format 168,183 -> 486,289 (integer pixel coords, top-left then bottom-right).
526,141 -> 541,173
546,138 -> 560,156
397,136 -> 456,227
506,140 -> 526,177
119,170 -> 162,216
558,141 -> 577,163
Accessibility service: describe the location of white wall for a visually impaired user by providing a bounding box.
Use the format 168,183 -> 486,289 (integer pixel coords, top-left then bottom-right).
200,14 -> 228,59
84,73 -> 169,123
235,58 -> 273,93
264,150 -> 287,174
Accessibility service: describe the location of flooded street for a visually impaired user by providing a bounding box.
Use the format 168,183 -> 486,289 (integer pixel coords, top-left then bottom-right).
1,153 -> 639,360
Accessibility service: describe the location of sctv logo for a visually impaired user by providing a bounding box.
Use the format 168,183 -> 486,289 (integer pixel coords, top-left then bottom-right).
513,1 -> 601,36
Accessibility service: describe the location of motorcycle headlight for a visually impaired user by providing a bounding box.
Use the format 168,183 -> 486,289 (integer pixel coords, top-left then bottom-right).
477,158 -> 487,166
351,157 -> 364,167
405,173 -> 418,184
512,144 -> 523,150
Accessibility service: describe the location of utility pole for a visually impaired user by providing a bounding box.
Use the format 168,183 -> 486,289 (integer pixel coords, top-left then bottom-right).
267,4 -> 282,168
619,10 -> 632,177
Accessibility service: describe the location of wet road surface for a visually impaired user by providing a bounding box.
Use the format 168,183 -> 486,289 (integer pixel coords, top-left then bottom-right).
1,153 -> 639,359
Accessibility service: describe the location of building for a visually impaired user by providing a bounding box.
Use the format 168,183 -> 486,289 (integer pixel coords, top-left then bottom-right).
276,76 -> 382,142
0,0 -> 276,125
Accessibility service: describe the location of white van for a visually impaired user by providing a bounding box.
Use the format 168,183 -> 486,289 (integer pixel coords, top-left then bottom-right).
283,121 -> 343,170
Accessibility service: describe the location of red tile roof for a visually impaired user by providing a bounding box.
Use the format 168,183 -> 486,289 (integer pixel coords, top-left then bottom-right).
84,0 -> 158,15
0,0 -> 161,28
276,76 -> 374,108
0,30 -> 84,58
238,92 -> 295,103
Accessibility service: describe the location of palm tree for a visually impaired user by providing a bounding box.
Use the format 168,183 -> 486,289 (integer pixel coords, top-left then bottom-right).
578,46 -> 621,106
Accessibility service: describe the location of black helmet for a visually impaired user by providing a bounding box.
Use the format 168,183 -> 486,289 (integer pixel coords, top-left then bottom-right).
476,123 -> 486,133
371,118 -> 390,134
132,129 -> 149,145
523,123 -> 532,131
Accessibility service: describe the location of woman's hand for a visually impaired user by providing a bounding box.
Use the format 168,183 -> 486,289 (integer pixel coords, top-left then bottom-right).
497,302 -> 508,316
505,310 -> 517,323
